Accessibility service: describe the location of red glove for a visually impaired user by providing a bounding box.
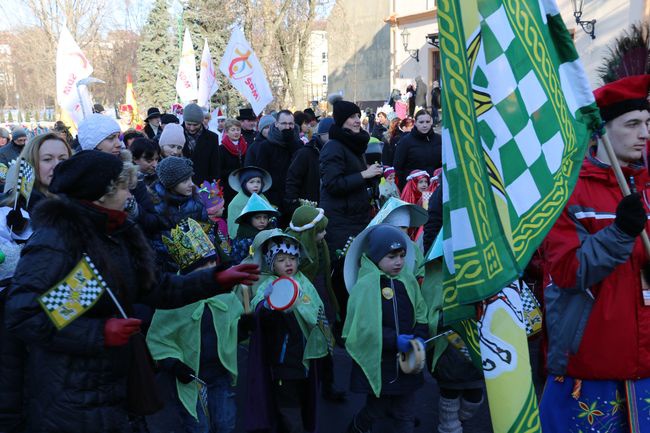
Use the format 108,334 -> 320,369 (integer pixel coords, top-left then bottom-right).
103,318 -> 142,347
215,263 -> 261,289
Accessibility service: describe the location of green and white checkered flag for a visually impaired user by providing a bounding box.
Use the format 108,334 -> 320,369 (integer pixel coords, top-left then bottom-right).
439,0 -> 601,322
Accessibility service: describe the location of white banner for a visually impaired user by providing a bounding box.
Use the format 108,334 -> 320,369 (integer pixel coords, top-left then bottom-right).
197,39 -> 219,109
56,25 -> 94,126
176,28 -> 198,103
219,27 -> 273,115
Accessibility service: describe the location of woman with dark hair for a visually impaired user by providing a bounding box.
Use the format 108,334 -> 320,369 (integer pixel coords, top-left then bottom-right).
3,151 -> 259,432
382,117 -> 413,168
394,110 -> 441,189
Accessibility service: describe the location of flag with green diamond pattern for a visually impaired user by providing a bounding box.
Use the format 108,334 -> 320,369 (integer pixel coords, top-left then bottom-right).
438,0 -> 601,431
439,0 -> 601,323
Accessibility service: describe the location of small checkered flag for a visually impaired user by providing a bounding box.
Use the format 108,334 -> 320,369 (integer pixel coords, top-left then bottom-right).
15,159 -> 35,207
38,255 -> 108,329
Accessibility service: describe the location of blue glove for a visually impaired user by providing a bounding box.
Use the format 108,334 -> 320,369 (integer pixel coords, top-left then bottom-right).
262,282 -> 274,309
396,334 -> 414,353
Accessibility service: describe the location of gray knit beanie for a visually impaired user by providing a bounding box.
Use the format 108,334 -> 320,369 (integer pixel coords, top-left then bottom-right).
156,156 -> 194,189
366,224 -> 407,264
183,103 -> 204,124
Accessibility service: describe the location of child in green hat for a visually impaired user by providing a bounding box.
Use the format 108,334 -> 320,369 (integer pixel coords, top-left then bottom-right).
230,193 -> 279,264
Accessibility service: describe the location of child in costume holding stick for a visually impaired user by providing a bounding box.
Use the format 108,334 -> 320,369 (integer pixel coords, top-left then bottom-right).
245,229 -> 329,433
343,224 -> 429,433
147,218 -> 254,433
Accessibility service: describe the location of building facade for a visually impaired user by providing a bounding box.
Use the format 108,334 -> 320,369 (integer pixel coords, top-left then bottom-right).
303,23 -> 329,104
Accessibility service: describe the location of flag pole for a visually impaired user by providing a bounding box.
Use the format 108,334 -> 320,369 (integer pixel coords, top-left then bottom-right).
104,287 -> 128,319
599,134 -> 650,255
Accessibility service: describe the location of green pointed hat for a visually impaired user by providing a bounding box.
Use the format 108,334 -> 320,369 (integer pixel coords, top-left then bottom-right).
368,197 -> 428,228
235,192 -> 279,224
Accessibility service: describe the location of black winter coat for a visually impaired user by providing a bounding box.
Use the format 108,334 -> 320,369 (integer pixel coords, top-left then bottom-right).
319,126 -> 374,256
241,128 -> 256,148
349,277 -> 428,395
0,291 -> 26,433
423,186 -> 442,252
393,128 -> 441,189
284,137 -> 323,216
244,132 -> 266,167
217,143 -> 247,206
382,130 -> 405,167
185,127 -> 220,186
4,198 -> 229,432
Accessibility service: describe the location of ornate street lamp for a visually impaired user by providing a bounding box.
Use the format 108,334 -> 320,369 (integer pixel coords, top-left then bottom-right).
400,28 -> 420,62
571,0 -> 596,39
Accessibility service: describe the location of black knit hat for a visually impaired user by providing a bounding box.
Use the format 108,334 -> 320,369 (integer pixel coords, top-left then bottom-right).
366,224 -> 407,264
156,156 -> 194,190
329,94 -> 361,128
49,150 -> 123,201
240,168 -> 266,193
161,113 -> 180,125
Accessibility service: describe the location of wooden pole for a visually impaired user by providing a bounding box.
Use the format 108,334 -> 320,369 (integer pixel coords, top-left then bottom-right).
242,285 -> 251,314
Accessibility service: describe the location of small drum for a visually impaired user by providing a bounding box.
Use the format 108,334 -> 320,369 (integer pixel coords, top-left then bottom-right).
398,339 -> 426,374
265,277 -> 300,311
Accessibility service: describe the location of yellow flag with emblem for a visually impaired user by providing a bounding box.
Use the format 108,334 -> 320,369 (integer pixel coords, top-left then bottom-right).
38,255 -> 107,329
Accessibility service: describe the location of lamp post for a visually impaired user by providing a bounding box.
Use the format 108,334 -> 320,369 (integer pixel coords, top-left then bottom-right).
571,0 -> 596,39
400,28 -> 420,62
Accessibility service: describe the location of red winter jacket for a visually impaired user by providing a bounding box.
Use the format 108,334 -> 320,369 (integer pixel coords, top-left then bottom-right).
544,152 -> 650,380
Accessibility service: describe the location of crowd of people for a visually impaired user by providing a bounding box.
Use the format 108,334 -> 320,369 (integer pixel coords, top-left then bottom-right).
1,72 -> 650,433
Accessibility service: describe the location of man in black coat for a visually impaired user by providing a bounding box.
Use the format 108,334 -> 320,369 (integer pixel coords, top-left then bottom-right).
182,103 -> 220,185
370,111 -> 389,142
237,108 -> 258,146
143,107 -> 162,140
249,110 -> 302,225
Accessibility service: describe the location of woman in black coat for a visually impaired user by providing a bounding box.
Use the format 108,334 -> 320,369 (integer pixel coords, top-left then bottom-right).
3,151 -> 259,433
393,110 -> 441,189
320,95 -> 383,319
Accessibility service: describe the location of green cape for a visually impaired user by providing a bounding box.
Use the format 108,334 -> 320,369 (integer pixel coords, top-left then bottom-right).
342,254 -> 428,397
146,292 -> 243,419
227,191 -> 270,239
250,272 -> 329,368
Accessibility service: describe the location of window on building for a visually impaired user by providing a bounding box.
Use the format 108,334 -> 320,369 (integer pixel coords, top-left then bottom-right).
322,75 -> 327,84
322,52 -> 327,63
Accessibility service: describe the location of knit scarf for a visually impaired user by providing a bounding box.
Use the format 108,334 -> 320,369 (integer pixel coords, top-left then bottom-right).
342,254 -> 428,397
328,125 -> 370,156
83,201 -> 128,233
250,272 -> 329,369
221,134 -> 248,158
146,292 -> 243,419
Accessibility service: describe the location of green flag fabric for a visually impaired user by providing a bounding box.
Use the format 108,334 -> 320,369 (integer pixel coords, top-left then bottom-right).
438,0 -> 601,323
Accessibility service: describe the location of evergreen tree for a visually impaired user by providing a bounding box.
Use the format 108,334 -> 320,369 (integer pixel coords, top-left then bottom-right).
35,110 -> 40,122
7,112 -> 13,123
0,111 -> 4,123
135,0 -> 178,111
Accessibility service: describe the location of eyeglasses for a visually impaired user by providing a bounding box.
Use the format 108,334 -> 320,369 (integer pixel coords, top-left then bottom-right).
278,122 -> 295,127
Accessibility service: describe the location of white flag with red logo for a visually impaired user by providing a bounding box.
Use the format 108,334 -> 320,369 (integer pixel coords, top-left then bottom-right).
198,39 -> 219,109
56,25 -> 94,126
176,28 -> 198,103
219,27 -> 273,115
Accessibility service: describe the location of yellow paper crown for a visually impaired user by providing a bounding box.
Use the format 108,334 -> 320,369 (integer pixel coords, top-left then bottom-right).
162,218 -> 216,271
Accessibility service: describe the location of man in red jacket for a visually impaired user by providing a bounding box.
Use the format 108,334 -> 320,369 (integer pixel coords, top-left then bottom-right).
541,75 -> 650,431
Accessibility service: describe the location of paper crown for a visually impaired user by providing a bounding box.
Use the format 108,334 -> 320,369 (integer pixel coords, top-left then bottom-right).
235,193 -> 279,224
198,179 -> 224,210
265,238 -> 301,269
406,169 -> 430,181
162,218 -> 216,272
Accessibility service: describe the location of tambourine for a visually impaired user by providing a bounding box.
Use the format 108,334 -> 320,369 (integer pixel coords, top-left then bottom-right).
265,277 -> 300,311
398,339 -> 426,374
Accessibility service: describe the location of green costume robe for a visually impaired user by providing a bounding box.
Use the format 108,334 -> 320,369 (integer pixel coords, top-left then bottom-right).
227,191 -> 270,239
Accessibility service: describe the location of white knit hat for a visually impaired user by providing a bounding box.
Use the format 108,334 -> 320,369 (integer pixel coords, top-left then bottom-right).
77,114 -> 121,151
159,123 -> 186,147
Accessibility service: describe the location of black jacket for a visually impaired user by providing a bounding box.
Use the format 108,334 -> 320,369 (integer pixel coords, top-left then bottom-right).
0,290 -> 26,433
249,125 -> 302,222
350,277 -> 428,395
370,123 -> 387,141
393,128 -> 441,189
217,143 -> 247,206
4,198 -> 229,432
382,130 -> 405,167
259,308 -> 308,380
184,127 -> 220,186
319,126 -> 374,255
241,128 -> 256,148
284,137 -> 323,216
423,185 -> 442,252
244,132 -> 266,167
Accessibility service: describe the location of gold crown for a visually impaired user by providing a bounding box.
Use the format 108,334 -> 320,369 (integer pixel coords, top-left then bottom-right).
162,218 -> 216,271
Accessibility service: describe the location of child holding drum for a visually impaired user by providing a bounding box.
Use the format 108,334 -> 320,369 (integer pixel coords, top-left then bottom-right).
244,229 -> 329,433
343,224 -> 429,433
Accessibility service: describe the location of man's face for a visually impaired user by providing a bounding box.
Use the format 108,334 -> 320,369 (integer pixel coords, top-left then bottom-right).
184,121 -> 202,135
606,110 -> 650,166
242,119 -> 257,130
13,136 -> 27,146
217,118 -> 225,131
378,113 -> 388,126
276,113 -> 295,131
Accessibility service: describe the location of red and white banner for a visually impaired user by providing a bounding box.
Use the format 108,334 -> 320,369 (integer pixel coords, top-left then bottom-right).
176,28 -> 198,104
219,27 -> 273,115
56,25 -> 94,126
198,39 -> 219,109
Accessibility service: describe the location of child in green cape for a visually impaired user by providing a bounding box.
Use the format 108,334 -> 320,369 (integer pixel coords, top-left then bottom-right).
146,218 -> 256,433
230,193 -> 279,264
226,166 -> 273,239
246,229 -> 329,433
343,224 -> 429,433
286,203 -> 345,402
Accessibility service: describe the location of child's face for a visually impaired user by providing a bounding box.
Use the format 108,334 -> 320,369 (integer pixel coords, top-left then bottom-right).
417,177 -> 429,192
173,177 -> 194,196
377,249 -> 406,277
315,230 -> 326,242
251,213 -> 270,230
208,205 -> 224,220
134,154 -> 159,175
246,177 -> 262,194
273,253 -> 298,277
386,173 -> 395,184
